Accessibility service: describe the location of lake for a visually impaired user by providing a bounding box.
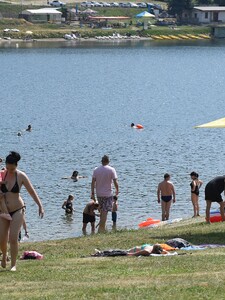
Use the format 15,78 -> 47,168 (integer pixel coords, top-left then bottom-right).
1,38 -> 225,241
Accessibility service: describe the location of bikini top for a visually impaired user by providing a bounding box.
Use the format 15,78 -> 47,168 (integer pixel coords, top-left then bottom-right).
0,172 -> 20,193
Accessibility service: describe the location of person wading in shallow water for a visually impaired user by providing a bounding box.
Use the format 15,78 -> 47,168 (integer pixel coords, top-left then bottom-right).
157,173 -> 176,221
0,151 -> 44,272
91,155 -> 119,233
190,171 -> 203,218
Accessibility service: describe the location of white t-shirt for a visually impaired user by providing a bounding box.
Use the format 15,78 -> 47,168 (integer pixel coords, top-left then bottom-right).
93,165 -> 117,197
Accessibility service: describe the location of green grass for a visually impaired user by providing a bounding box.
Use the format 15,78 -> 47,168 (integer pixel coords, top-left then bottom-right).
1,219 -> 225,299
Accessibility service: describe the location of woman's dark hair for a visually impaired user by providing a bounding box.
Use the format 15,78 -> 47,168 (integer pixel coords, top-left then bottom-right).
190,171 -> 198,178
152,244 -> 163,254
6,151 -> 21,165
72,171 -> 78,177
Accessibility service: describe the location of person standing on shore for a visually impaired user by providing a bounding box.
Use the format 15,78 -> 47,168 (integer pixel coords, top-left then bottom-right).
0,151 -> 44,271
157,173 -> 176,221
190,171 -> 203,218
91,155 -> 119,233
205,176 -> 225,223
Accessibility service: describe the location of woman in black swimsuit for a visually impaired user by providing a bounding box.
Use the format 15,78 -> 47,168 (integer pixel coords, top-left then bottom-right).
0,151 -> 44,271
62,194 -> 74,214
190,172 -> 203,218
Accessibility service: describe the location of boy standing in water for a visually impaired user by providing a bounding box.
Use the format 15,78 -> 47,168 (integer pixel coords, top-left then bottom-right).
82,200 -> 99,235
112,196 -> 118,230
157,173 -> 176,221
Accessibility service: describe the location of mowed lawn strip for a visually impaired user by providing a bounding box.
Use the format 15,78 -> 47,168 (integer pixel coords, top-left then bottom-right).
1,219 -> 225,299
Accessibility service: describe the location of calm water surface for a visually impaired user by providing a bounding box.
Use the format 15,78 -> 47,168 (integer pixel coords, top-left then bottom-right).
1,39 -> 225,241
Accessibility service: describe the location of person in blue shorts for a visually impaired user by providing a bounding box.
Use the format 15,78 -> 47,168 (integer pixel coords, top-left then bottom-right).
112,195 -> 118,230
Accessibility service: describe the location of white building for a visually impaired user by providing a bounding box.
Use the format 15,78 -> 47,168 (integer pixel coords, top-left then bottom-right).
21,8 -> 62,23
182,6 -> 225,24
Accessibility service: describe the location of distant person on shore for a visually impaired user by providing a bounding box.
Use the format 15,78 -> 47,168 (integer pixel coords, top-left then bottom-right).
91,155 -> 119,233
62,194 -> 74,215
157,173 -> 176,221
205,176 -> 225,223
0,151 -> 44,271
18,219 -> 29,242
82,200 -> 99,235
26,125 -> 32,132
112,195 -> 118,230
190,171 -> 203,218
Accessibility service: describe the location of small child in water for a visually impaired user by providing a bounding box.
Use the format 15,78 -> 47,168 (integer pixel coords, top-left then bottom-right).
112,195 -> 118,230
62,194 -> 74,215
82,200 -> 99,235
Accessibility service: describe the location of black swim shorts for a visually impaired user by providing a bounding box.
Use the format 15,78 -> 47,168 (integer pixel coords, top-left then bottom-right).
161,195 -> 172,202
205,183 -> 223,203
83,213 -> 95,224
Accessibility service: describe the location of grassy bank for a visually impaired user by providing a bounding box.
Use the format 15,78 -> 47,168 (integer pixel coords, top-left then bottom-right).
1,218 -> 225,299
0,18 -> 210,39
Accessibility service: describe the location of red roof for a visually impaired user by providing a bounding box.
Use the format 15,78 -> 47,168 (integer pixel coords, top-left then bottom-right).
88,16 -> 130,20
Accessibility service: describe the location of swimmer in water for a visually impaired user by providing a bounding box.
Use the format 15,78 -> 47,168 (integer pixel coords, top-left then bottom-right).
62,194 -> 74,214
26,125 -> 32,132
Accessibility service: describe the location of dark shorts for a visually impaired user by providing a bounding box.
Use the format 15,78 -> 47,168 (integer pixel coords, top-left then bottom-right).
205,184 -> 223,203
112,212 -> 117,222
161,195 -> 172,203
83,213 -> 95,224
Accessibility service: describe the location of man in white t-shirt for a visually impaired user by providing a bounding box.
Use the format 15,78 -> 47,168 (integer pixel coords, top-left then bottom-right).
91,155 -> 119,233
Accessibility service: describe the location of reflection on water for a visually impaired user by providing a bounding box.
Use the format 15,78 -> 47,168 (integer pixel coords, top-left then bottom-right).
1,40 -> 225,241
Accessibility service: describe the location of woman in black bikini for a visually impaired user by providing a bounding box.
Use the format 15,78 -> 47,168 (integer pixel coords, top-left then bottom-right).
190,172 -> 203,218
0,151 -> 44,271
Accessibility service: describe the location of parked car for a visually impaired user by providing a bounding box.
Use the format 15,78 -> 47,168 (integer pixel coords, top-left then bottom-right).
81,1 -> 95,6
92,1 -> 103,6
121,2 -> 130,7
110,2 -> 119,6
102,2 -> 111,6
129,2 -> 138,7
118,2 -> 124,6
136,2 -> 147,8
49,0 -> 65,6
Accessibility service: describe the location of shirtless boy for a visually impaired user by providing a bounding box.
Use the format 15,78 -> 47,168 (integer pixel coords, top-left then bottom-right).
157,173 -> 176,221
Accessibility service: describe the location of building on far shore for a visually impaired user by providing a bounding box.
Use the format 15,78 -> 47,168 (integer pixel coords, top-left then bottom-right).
20,8 -> 62,23
181,6 -> 225,25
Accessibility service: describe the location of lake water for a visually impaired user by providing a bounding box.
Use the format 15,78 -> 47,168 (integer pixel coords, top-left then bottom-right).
1,38 -> 225,241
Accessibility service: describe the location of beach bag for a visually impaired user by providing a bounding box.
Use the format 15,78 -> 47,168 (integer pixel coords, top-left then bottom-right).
20,251 -> 43,260
166,238 -> 191,249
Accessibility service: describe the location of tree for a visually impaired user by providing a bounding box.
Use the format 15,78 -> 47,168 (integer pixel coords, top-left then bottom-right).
168,0 -> 197,17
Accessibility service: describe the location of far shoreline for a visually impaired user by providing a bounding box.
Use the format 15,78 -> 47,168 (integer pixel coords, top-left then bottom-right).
0,36 -> 214,48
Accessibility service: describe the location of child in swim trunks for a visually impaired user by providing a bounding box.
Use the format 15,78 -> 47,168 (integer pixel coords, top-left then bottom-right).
82,200 -> 99,235
112,195 -> 118,230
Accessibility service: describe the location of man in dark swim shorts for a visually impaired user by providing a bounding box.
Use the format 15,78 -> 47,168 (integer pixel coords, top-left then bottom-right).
157,174 -> 176,221
205,176 -> 225,223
